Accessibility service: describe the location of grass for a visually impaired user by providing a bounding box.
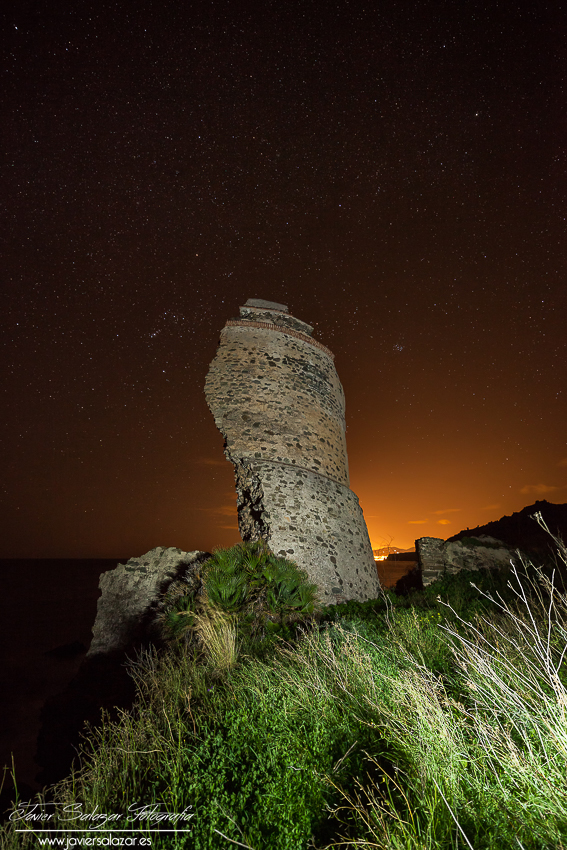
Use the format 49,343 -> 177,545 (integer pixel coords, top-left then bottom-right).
2,515 -> 567,849
193,608 -> 239,672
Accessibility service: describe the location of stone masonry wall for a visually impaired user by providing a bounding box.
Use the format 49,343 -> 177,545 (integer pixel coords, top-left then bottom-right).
205,299 -> 380,604
416,535 -> 519,587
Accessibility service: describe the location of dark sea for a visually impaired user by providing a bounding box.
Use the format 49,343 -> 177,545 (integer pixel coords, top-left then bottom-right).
0,558 -> 124,794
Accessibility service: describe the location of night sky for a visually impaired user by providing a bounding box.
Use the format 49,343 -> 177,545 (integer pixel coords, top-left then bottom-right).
2,0 -> 566,558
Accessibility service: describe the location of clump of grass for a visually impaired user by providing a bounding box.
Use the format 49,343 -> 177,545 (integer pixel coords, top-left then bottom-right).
193,607 -> 239,672
318,514 -> 567,849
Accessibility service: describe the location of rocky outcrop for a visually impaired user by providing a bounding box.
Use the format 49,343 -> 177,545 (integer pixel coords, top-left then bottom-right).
34,548 -> 210,786
416,535 -> 519,587
204,298 -> 380,604
87,547 -> 210,657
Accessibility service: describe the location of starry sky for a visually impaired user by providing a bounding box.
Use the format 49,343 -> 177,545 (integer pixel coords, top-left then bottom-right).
2,0 -> 566,557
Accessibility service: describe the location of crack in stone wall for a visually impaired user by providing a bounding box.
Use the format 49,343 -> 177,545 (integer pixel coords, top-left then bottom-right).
232,456 -> 271,541
205,299 -> 380,603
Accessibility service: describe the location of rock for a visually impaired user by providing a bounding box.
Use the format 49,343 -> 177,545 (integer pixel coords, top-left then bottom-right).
87,547 -> 210,657
35,547 -> 210,786
416,535 -> 519,587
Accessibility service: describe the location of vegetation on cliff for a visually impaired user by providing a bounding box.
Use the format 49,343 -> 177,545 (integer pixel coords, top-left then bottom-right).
2,517 -> 567,849
159,539 -> 319,652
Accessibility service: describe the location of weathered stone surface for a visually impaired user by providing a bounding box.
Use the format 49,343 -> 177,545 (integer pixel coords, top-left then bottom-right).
416,535 -> 519,587
87,547 -> 209,657
205,300 -> 380,603
244,297 -> 289,313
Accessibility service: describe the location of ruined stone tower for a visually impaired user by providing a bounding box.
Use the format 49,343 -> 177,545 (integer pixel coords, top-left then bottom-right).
205,298 -> 380,603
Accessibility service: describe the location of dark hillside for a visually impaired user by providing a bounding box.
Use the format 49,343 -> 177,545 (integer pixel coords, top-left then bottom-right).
447,500 -> 567,557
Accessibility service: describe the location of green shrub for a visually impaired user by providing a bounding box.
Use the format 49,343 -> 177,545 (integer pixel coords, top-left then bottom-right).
161,593 -> 196,639
158,540 -> 320,663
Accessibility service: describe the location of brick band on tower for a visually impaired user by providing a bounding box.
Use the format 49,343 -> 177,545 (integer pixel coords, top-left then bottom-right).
204,298 -> 380,603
